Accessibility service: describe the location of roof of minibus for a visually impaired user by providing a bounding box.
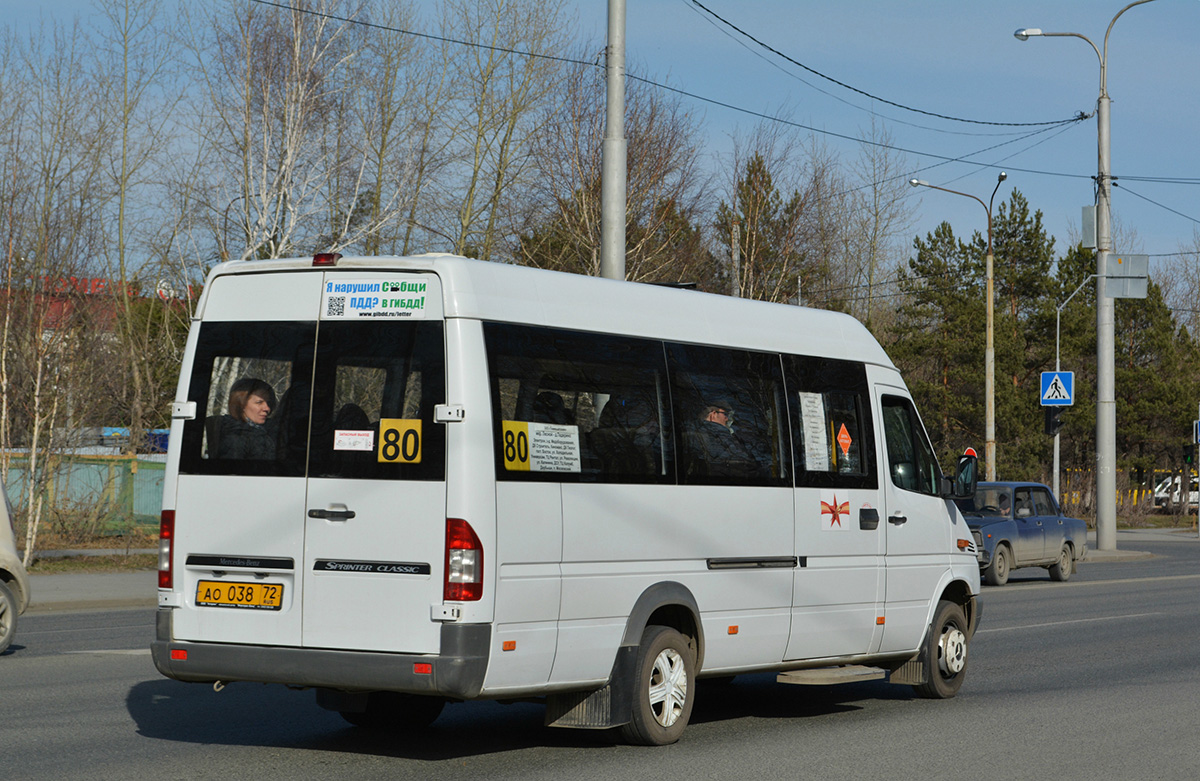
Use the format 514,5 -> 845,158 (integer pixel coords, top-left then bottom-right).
204,254 -> 895,368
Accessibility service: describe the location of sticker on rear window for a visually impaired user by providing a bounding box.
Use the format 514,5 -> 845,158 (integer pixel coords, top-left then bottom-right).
322,278 -> 429,319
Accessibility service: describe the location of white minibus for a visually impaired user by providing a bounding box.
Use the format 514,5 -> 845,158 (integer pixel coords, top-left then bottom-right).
152,253 -> 981,745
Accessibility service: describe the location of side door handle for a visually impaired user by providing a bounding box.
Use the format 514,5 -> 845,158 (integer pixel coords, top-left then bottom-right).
308,507 -> 356,521
888,514 -> 908,526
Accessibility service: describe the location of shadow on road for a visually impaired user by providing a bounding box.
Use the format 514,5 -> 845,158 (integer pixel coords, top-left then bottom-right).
126,672 -> 913,757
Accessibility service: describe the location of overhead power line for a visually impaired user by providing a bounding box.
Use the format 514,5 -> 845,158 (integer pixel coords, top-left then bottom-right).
687,0 -> 1089,129
245,0 -> 1181,193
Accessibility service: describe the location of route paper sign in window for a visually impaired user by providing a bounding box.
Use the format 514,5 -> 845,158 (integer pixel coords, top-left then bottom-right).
501,421 -> 582,473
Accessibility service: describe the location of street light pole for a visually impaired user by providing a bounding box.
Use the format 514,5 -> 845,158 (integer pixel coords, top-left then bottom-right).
910,173 -> 1008,481
1016,0 -> 1158,552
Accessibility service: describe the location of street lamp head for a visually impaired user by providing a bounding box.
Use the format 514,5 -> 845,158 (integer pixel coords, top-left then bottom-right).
909,179 -> 928,188
1014,27 -> 1043,41
997,171 -> 1008,183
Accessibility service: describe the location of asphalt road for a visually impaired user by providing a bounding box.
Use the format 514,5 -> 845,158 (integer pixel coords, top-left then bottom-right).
5,530 -> 1200,780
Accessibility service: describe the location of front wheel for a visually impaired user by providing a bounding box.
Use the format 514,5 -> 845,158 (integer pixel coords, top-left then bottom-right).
619,625 -> 696,746
984,544 -> 1010,586
913,599 -> 969,699
1048,544 -> 1073,582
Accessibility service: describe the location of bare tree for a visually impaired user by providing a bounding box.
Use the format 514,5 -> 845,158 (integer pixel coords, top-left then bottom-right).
0,20 -> 108,563
186,0 -> 404,260
517,56 -> 712,284
92,0 -> 184,452
434,0 -> 571,260
840,121 -> 915,328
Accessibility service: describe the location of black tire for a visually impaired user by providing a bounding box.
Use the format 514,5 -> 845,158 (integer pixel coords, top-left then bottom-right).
619,625 -> 696,746
0,580 -> 17,655
984,544 -> 1010,586
914,599 -> 969,699
339,692 -> 445,730
1048,544 -> 1072,582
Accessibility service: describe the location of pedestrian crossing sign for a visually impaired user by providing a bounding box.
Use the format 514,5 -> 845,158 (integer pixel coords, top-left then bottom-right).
1041,371 -> 1074,406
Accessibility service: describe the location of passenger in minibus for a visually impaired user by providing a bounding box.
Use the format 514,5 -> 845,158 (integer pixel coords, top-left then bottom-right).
687,401 -> 762,479
217,378 -> 277,460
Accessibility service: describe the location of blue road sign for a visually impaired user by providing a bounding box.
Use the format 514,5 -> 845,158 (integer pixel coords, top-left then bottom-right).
1041,371 -> 1074,406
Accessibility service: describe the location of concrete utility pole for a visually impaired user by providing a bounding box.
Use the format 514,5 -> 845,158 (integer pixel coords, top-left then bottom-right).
600,0 -> 627,281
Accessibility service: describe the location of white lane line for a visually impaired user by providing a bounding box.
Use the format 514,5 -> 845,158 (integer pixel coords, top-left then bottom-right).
977,612 -> 1164,634
64,649 -> 153,655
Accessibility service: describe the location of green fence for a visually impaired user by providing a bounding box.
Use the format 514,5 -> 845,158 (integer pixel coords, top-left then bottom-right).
4,453 -> 165,536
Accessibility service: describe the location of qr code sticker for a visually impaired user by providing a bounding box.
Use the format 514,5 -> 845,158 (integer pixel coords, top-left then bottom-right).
326,296 -> 346,317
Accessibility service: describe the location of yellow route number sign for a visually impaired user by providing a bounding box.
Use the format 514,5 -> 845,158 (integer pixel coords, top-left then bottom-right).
378,419 -> 422,464
501,421 -> 531,471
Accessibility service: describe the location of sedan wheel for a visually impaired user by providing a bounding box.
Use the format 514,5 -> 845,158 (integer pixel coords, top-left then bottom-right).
1048,544 -> 1072,582
984,545 -> 1010,586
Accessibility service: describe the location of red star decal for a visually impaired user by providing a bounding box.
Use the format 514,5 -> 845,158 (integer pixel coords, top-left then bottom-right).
821,495 -> 850,527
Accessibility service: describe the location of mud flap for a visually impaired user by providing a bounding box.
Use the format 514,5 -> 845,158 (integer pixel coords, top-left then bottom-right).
545,646 -> 635,729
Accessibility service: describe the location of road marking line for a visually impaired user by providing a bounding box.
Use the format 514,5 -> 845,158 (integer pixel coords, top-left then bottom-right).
983,573 -> 1200,594
977,612 -> 1164,634
64,649 -> 153,655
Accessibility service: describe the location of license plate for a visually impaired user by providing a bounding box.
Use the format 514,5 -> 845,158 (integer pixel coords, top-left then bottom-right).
196,580 -> 284,611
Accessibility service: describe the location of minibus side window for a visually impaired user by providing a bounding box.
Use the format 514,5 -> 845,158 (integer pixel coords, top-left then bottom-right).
667,344 -> 789,488
484,323 -> 672,484
179,321 -> 315,477
784,355 -> 876,490
881,395 -> 940,496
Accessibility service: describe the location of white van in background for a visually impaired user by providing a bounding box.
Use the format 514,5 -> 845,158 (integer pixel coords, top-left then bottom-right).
152,253 -> 981,745
1153,474 -> 1198,511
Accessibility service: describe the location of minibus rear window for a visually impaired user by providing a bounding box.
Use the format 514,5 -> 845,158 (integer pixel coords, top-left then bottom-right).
179,321 -> 315,477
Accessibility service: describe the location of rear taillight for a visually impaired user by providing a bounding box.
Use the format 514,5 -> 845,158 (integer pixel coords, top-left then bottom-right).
444,518 -> 483,601
158,510 -> 175,589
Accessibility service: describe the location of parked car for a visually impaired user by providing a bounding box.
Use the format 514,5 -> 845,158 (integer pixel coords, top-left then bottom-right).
953,481 -> 1088,586
1,479 -> 31,654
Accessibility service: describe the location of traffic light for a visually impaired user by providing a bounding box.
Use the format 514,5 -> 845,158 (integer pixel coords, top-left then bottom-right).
1184,445 -> 1195,465
1044,408 -> 1064,436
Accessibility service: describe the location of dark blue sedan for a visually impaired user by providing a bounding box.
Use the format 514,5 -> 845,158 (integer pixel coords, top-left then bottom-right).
953,481 -> 1089,586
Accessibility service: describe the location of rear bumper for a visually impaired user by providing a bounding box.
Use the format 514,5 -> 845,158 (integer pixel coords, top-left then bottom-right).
151,609 -> 490,699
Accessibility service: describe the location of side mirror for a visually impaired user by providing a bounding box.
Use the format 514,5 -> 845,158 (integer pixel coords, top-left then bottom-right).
944,454 -> 978,499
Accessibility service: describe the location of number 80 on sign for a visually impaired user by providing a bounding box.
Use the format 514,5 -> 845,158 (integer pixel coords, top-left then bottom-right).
378,419 -> 422,463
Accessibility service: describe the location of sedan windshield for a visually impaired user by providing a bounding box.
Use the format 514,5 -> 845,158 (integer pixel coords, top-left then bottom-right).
954,486 -> 1011,519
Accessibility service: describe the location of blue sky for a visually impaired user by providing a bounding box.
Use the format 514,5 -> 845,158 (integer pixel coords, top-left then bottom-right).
580,0 -> 1199,266
7,0 -> 1198,268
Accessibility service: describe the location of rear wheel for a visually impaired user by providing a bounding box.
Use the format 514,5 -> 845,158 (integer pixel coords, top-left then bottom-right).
1048,544 -> 1073,582
619,625 -> 696,746
0,580 -> 16,654
914,599 -> 969,699
339,692 -> 445,730
984,544 -> 1010,586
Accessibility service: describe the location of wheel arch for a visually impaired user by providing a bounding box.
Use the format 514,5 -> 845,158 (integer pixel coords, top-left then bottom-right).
940,578 -> 980,637
619,581 -> 705,672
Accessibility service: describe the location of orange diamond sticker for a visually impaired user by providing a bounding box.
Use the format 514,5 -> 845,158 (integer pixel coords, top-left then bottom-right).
837,423 -> 852,456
